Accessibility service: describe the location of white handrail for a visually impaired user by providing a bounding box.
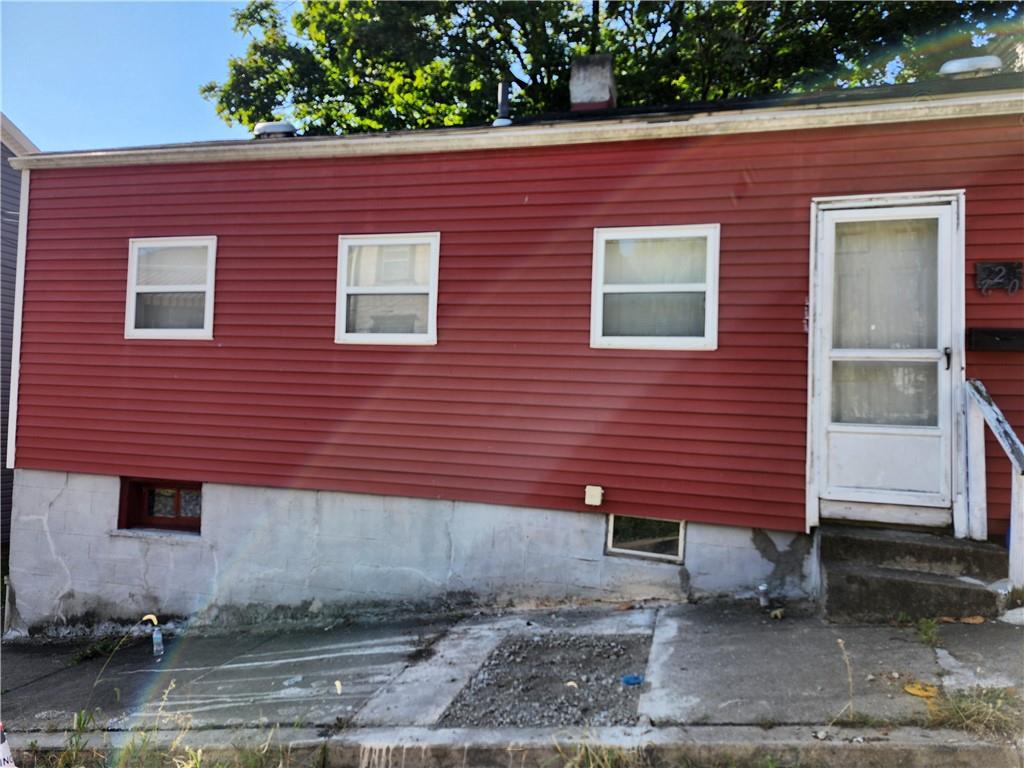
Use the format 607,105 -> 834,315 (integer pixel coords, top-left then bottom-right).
964,379 -> 1024,587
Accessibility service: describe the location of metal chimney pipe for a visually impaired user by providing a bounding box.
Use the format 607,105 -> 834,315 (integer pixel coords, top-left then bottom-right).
493,81 -> 512,127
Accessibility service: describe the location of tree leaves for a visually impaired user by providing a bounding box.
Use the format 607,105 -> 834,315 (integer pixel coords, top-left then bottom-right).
200,0 -> 1020,135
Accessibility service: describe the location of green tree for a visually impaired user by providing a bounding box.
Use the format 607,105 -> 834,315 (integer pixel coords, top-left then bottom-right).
201,1 -> 1021,135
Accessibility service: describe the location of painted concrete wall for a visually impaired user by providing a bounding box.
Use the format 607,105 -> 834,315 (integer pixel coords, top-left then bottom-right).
8,469 -> 814,629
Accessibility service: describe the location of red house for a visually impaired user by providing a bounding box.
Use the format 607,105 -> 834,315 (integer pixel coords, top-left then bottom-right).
5,63 -> 1023,629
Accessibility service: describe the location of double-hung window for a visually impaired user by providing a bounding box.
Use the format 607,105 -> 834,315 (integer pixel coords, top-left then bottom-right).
126,236 -> 217,339
591,224 -> 720,350
336,232 -> 440,344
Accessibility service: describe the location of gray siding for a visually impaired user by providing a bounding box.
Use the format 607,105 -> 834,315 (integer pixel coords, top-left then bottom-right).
2,142 -> 20,552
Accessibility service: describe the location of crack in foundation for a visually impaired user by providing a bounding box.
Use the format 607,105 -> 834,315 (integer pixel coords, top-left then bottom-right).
28,475 -> 75,623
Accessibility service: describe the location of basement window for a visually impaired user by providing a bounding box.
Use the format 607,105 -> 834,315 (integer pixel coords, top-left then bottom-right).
335,232 -> 440,344
591,224 -> 720,350
125,236 -> 217,339
606,514 -> 685,563
119,478 -> 202,533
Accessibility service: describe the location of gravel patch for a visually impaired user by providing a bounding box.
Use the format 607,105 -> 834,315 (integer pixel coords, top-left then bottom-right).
439,633 -> 651,727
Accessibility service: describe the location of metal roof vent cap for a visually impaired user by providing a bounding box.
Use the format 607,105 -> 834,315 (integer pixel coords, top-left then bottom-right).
493,81 -> 513,127
938,55 -> 1003,78
253,120 -> 297,139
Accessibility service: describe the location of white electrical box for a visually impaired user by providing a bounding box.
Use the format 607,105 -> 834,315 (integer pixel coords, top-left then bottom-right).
584,485 -> 604,506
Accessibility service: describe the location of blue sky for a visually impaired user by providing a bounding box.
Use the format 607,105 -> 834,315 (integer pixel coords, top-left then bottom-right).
2,1 -> 256,151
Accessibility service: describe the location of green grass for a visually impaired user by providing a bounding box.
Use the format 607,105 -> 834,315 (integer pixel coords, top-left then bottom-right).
915,617 -> 940,647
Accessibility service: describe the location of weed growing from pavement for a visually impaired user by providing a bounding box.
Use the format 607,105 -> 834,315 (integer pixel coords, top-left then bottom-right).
928,687 -> 1023,739
915,618 -> 939,647
72,636 -> 142,666
554,741 -> 652,768
35,725 -> 314,768
826,638 -> 857,727
52,710 -> 103,768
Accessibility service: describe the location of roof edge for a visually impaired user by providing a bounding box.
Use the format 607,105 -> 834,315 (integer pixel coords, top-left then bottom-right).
1,113 -> 40,156
11,90 -> 1023,171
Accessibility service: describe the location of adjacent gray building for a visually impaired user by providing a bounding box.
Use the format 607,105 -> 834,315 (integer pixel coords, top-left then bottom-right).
1,114 -> 38,560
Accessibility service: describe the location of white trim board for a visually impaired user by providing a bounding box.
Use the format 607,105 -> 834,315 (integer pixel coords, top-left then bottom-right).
6,169 -> 29,470
819,500 -> 952,528
9,91 -> 1022,171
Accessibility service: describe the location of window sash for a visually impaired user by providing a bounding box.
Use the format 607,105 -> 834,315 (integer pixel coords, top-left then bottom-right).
591,224 -> 719,350
336,232 -> 440,345
125,236 -> 217,340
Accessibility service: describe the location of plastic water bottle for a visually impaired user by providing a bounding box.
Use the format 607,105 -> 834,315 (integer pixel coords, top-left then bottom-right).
152,626 -> 164,658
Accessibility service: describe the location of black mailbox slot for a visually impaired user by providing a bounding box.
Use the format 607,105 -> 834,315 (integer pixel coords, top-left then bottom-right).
967,328 -> 1024,352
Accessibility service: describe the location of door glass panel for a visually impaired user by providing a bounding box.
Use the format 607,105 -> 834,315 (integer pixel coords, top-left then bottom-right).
833,219 -> 938,349
832,361 -> 938,426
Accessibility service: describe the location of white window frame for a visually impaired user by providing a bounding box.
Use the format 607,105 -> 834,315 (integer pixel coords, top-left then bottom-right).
605,514 -> 686,563
125,236 -> 217,340
590,224 -> 720,350
335,232 -> 440,345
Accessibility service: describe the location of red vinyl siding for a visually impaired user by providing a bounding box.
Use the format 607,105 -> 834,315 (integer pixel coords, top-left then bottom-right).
13,115 -> 1024,534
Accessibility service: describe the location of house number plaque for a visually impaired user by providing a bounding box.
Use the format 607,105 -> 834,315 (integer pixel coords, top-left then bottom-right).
975,261 -> 1022,295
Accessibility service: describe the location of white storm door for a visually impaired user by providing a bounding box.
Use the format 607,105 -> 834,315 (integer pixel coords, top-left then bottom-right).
820,205 -> 954,508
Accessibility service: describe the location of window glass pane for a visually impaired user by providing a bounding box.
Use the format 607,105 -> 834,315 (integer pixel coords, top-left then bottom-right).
611,516 -> 681,558
832,361 -> 938,426
348,243 -> 430,288
181,490 -> 201,518
148,488 -> 177,517
833,219 -> 938,350
137,246 -> 209,287
135,292 -> 205,330
603,292 -> 705,337
604,237 -> 706,285
346,294 -> 429,334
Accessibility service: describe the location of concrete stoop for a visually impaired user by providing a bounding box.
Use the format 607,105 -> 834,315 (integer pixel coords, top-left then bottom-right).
9,726 -> 1023,768
820,525 -> 1010,623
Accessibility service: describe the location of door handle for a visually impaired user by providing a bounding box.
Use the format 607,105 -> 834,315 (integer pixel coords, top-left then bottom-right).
944,347 -> 952,370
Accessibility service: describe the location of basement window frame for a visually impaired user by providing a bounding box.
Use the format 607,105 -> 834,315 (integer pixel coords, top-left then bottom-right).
606,514 -> 685,563
125,235 -> 218,340
590,224 -> 720,350
119,477 -> 202,533
335,231 -> 441,345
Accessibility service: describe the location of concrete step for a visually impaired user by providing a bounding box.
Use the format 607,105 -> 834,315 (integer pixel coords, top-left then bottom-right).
823,562 -> 1001,623
819,525 -> 1008,582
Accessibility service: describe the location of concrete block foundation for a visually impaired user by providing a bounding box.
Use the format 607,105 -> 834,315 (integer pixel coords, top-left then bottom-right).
8,469 -> 815,629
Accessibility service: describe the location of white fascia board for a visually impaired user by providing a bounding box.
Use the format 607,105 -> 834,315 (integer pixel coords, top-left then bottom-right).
9,91 -> 1023,171
1,113 -> 40,156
